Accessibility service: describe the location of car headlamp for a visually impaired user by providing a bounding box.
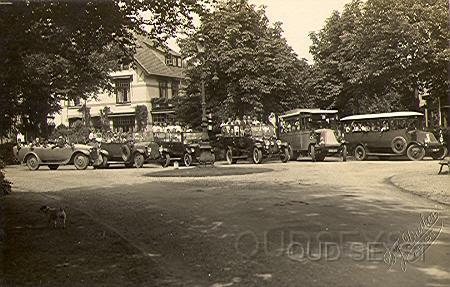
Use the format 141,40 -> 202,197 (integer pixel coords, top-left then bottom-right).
191,147 -> 195,153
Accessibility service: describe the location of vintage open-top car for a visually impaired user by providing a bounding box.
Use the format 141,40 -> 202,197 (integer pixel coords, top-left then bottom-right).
154,132 -> 206,167
216,123 -> 290,164
341,111 -> 448,161
95,140 -> 160,168
13,141 -> 106,170
279,109 -> 347,162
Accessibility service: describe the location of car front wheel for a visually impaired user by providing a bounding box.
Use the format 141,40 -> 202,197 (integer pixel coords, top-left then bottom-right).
430,146 -> 448,160
161,153 -> 171,168
354,145 -> 367,161
252,147 -> 263,164
280,148 -> 290,163
134,153 -> 145,168
184,153 -> 193,167
26,155 -> 40,171
407,144 -> 425,161
73,153 -> 89,170
226,149 -> 236,165
342,145 -> 347,162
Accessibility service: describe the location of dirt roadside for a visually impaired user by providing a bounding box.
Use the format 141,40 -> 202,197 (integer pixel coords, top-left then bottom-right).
0,191 -> 174,287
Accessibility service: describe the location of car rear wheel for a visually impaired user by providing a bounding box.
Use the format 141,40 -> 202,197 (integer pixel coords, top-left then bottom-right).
391,136 -> 407,154
161,153 -> 171,168
342,145 -> 347,162
134,153 -> 145,168
74,153 -> 89,170
252,147 -> 263,164
26,155 -> 40,171
48,164 -> 59,170
431,146 -> 448,160
226,149 -> 236,165
280,148 -> 290,163
354,145 -> 367,161
184,153 -> 193,167
310,146 -> 317,162
407,144 -> 425,161
121,145 -> 132,162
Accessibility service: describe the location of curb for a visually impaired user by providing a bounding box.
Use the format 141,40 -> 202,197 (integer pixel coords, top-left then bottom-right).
387,175 -> 449,206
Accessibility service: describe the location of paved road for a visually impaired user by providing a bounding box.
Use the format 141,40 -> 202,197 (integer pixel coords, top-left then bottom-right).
1,159 -> 449,287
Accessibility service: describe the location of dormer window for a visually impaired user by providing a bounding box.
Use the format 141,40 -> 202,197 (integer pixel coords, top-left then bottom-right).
165,54 -> 173,66
165,54 -> 182,68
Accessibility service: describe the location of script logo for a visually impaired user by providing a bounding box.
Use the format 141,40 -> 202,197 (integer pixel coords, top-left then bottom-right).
384,212 -> 443,271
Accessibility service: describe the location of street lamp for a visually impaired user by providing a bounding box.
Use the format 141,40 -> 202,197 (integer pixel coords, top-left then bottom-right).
196,36 -> 215,165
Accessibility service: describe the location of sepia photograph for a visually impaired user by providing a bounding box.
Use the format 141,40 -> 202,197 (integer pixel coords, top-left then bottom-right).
0,0 -> 449,286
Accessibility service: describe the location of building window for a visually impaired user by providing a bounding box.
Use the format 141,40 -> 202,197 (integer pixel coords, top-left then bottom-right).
113,116 -> 135,132
68,96 -> 81,107
165,54 -> 172,66
115,78 -> 131,104
159,80 -> 168,99
172,81 -> 179,98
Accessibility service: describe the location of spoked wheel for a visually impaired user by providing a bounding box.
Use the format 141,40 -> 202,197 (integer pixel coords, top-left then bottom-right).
407,144 -> 425,161
280,148 -> 290,163
134,153 -> 145,168
391,136 -> 407,154
342,145 -> 348,162
354,145 -> 368,161
161,153 -> 171,168
26,155 -> 40,171
74,153 -> 89,170
184,153 -> 193,167
48,164 -> 59,170
252,147 -> 263,164
431,146 -> 448,160
226,148 -> 236,165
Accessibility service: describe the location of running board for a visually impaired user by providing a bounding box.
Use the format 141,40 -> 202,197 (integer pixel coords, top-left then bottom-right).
367,153 -> 401,157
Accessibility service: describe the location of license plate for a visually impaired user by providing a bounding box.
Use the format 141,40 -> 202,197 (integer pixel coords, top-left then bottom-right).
328,149 -> 338,153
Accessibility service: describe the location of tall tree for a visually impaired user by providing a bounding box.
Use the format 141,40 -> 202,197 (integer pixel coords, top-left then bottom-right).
176,0 -> 310,126
309,0 -> 450,115
0,0 -> 209,138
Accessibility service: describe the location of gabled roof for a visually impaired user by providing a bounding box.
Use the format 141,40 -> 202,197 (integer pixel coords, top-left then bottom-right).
134,36 -> 184,79
340,111 -> 423,121
281,109 -> 339,118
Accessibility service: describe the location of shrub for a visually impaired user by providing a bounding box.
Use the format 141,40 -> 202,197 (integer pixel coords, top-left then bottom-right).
0,142 -> 18,165
0,159 -> 12,195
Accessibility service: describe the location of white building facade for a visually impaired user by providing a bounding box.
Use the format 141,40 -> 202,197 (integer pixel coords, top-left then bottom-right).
55,38 -> 184,132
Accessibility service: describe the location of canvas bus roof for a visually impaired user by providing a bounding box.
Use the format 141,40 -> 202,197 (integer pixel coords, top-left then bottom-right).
340,111 -> 423,121
280,109 -> 339,118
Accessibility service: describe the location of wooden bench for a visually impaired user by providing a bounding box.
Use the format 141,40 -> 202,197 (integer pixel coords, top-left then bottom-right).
438,158 -> 450,175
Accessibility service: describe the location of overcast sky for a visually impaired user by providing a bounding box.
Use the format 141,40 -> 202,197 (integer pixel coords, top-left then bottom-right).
249,0 -> 350,62
167,0 -> 350,62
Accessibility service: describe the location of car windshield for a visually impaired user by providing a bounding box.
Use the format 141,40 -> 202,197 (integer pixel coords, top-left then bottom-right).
308,114 -> 338,129
184,132 -> 202,143
251,125 -> 275,138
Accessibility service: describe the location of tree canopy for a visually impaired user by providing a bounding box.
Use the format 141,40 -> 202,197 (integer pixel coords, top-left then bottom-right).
309,0 -> 450,116
176,0 -> 310,126
0,0 -> 209,138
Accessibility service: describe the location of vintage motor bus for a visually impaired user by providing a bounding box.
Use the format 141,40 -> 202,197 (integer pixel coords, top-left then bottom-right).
341,111 -> 447,161
279,109 -> 347,162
